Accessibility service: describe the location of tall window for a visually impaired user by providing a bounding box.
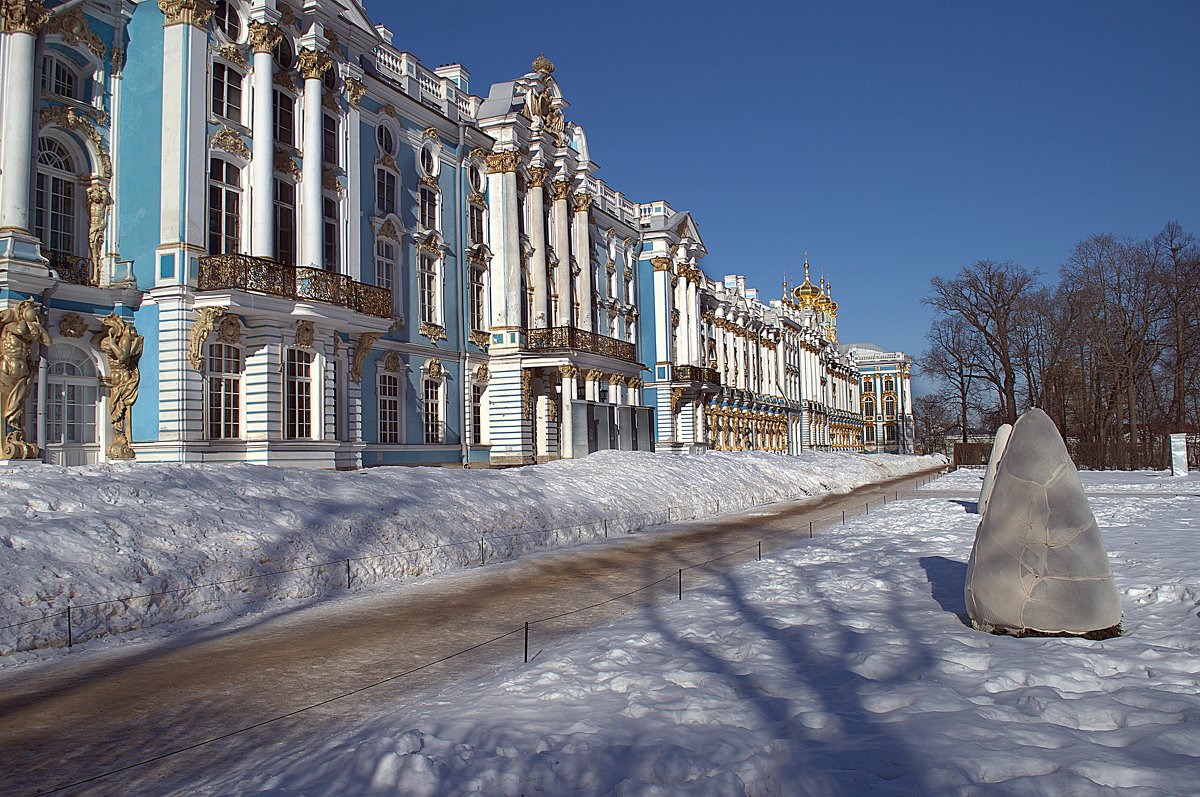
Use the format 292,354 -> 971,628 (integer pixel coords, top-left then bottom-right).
274,179 -> 296,265
211,62 -> 243,122
418,186 -> 438,230
468,204 -> 484,246
34,138 -> 78,255
206,342 -> 241,439
213,0 -> 241,40
378,373 -> 400,444
284,348 -> 312,439
884,395 -> 896,418
207,158 -> 241,255
41,53 -> 80,100
418,252 -> 439,325
44,345 -> 96,446
865,425 -> 876,443
322,113 -> 338,165
423,378 -> 441,444
374,239 -> 396,291
468,266 -> 485,334
471,383 -> 483,445
863,396 -> 875,419
883,376 -> 895,393
322,196 -> 338,270
273,89 -> 295,146
375,168 -> 396,214
376,125 -> 394,156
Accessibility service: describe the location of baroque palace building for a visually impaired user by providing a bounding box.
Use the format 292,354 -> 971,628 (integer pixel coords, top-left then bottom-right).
0,0 -> 903,468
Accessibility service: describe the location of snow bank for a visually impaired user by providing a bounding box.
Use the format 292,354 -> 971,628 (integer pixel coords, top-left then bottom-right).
0,450 -> 941,656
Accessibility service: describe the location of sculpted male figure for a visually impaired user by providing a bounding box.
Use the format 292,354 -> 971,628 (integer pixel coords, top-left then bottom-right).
0,299 -> 51,459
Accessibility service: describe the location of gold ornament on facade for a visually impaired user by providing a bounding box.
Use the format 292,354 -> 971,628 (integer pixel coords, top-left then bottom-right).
46,7 -> 104,56
218,43 -> 246,67
671,387 -> 685,414
58,313 -> 88,338
671,309 -> 680,327
468,330 -> 490,349
573,192 -> 593,211
99,314 -> 143,460
585,368 -> 603,383
294,319 -> 315,348
388,319 -> 406,333
298,47 -> 332,80
345,77 -> 365,107
322,166 -> 342,194
532,53 -> 554,75
607,373 -> 624,386
158,0 -> 215,27
419,321 -> 447,342
378,219 -> 399,241
274,149 -> 300,179
212,126 -> 249,159
325,31 -> 340,55
474,363 -> 490,385
527,166 -> 547,188
86,183 -> 111,284
651,256 -> 672,272
1,0 -> 50,33
383,351 -> 402,373
558,363 -> 579,380
349,332 -> 382,382
322,90 -> 340,112
485,151 -> 521,174
216,314 -> 241,344
246,20 -> 283,53
550,179 -> 572,201
40,107 -> 111,178
376,152 -> 397,172
0,299 -> 50,459
378,104 -> 399,119
276,1 -> 296,27
188,307 -> 226,371
422,127 -> 440,143
521,370 -> 532,419
273,68 -> 297,89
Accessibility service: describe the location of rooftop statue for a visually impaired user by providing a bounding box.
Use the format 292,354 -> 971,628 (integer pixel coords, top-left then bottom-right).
965,408 -> 1121,638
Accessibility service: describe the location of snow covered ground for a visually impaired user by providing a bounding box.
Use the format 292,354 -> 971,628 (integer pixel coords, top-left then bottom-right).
0,450 -> 940,658
170,467 -> 1200,797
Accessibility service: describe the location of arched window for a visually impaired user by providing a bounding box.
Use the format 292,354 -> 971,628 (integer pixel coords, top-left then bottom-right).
35,137 -> 79,256
863,396 -> 875,419
206,342 -> 241,439
883,376 -> 895,393
45,344 -> 97,447
884,395 -> 896,418
418,250 -> 440,325
208,157 -> 241,254
41,52 -> 81,100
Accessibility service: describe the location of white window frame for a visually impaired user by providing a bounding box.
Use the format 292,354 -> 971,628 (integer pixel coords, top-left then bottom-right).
377,371 -> 401,444
44,343 -> 98,447
207,156 -> 242,255
41,51 -> 81,101
284,347 -> 314,440
34,135 -> 82,257
418,250 -> 441,326
211,60 -> 244,124
205,341 -> 242,439
422,375 -> 443,445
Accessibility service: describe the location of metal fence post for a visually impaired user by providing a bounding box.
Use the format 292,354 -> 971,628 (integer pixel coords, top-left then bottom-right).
480,538 -> 485,566
524,621 -> 529,663
66,604 -> 72,649
346,559 -> 351,589
678,569 -> 683,600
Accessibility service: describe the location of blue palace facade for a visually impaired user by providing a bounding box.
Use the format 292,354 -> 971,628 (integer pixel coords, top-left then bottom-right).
0,0 -> 912,468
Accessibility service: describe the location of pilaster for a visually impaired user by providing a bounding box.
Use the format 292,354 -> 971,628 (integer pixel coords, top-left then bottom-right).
298,47 -> 331,268
248,21 -> 282,258
572,192 -> 592,331
527,167 -> 548,327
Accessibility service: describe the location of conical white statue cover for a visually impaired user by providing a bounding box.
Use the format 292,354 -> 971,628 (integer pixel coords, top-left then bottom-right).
965,409 -> 1121,635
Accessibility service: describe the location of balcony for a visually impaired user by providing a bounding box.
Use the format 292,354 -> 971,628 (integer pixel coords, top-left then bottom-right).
525,326 -> 637,363
674,364 -> 721,386
198,254 -> 393,318
47,250 -> 96,287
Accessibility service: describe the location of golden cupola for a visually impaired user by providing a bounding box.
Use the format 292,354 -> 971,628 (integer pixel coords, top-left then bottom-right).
791,259 -> 822,311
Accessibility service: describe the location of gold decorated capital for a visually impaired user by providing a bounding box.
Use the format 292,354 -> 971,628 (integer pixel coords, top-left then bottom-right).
558,363 -> 579,380
527,167 -> 548,188
158,0 -> 214,27
550,180 -> 572,201
298,47 -> 333,80
651,257 -> 673,272
2,0 -> 51,34
585,368 -> 603,383
573,192 -> 593,211
247,20 -> 283,54
485,151 -> 521,174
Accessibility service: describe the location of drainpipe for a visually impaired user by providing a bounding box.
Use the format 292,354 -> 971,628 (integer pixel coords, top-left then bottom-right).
457,120 -> 469,467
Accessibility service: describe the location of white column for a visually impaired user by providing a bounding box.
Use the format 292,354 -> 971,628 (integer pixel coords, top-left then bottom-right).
551,181 -> 571,325
651,258 -> 672,370
248,22 -> 282,258
527,168 -> 548,327
559,365 -> 576,458
0,3 -> 46,233
298,48 -> 331,268
573,195 -> 592,332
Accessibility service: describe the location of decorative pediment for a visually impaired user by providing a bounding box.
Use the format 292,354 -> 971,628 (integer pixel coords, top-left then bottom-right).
46,7 -> 105,58
212,126 -> 249,159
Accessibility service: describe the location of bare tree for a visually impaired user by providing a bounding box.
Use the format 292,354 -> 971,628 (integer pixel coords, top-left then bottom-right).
925,260 -> 1039,424
914,392 -> 955,454
921,316 -> 983,443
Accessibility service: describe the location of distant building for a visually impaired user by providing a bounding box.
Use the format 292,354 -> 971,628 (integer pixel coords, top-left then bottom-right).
843,344 -> 914,453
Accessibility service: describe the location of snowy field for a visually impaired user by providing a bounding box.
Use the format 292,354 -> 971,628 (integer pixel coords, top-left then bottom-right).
169,467 -> 1200,797
0,450 -> 940,658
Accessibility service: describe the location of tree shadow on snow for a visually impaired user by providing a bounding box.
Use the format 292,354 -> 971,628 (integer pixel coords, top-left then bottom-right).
950,499 -> 978,514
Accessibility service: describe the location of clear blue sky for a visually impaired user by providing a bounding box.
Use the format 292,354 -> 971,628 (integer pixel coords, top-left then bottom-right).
371,1 -> 1200,392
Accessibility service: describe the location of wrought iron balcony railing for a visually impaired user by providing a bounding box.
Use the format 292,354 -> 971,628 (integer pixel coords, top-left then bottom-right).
674,364 -> 721,386
47,250 -> 96,287
198,253 -> 393,318
524,325 -> 638,363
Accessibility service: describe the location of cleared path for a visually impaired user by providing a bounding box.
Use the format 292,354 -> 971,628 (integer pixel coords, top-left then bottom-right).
0,466 -> 946,796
